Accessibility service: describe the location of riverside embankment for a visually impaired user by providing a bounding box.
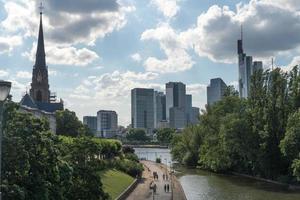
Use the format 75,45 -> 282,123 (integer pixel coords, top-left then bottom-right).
134,147 -> 300,200
126,161 -> 186,200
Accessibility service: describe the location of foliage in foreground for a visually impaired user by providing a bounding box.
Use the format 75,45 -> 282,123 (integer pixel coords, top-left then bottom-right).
171,67 -> 300,183
1,103 -> 142,200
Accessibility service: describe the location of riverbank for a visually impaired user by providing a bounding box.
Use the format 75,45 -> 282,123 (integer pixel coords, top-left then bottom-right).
177,168 -> 300,200
231,172 -> 300,191
124,144 -> 169,149
158,163 -> 187,200
125,161 -> 187,200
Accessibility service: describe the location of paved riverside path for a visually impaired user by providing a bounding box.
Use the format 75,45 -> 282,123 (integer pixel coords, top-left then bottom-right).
126,161 -> 186,200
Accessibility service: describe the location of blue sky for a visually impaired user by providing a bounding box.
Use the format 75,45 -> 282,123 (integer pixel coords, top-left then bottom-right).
0,0 -> 300,125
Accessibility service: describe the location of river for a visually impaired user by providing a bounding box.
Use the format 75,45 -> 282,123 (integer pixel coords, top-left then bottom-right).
134,147 -> 300,200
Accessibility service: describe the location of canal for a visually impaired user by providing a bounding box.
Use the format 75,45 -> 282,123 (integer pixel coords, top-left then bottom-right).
134,148 -> 300,200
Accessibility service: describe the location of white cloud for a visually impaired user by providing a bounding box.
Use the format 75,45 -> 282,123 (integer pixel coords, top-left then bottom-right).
1,0 -> 134,46
141,24 -> 194,73
131,53 -> 142,62
67,70 -> 161,125
0,70 -> 9,77
179,0 -> 300,63
151,0 -> 181,18
24,43 -> 99,66
16,71 -> 31,79
0,36 -> 22,54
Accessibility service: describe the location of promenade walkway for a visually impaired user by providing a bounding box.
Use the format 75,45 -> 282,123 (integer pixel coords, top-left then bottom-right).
126,161 -> 186,200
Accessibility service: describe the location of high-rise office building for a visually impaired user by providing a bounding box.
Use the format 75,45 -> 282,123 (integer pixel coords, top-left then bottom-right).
169,107 -> 186,129
131,88 -> 155,134
191,107 -> 200,124
166,82 -> 186,121
154,91 -> 166,128
238,27 -> 263,98
252,61 -> 263,73
185,94 -> 192,125
207,78 -> 227,105
83,116 -> 97,134
97,110 -> 118,138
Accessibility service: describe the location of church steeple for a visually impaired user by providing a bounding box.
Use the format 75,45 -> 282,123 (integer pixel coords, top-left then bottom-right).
30,2 -> 50,103
35,3 -> 46,68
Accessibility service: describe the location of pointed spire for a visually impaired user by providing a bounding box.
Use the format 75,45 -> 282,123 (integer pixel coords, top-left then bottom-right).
35,2 -> 46,68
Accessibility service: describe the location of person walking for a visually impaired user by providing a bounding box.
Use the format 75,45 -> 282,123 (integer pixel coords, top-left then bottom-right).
164,184 -> 167,192
167,184 -> 170,192
163,174 -> 165,180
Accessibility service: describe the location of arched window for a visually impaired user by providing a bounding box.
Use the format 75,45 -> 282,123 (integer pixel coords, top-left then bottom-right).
36,90 -> 42,102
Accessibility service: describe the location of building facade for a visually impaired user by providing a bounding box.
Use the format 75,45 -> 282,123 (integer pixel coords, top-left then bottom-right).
154,91 -> 166,128
97,110 -> 118,138
169,107 -> 186,129
83,116 -> 97,134
207,78 -> 227,105
166,82 -> 186,121
131,88 -> 155,134
238,28 -> 263,98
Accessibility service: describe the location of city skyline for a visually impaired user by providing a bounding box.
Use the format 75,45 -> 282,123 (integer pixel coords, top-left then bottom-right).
1,0 -> 300,125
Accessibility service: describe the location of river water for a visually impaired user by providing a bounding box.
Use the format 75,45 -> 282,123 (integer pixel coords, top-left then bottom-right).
134,148 -> 300,200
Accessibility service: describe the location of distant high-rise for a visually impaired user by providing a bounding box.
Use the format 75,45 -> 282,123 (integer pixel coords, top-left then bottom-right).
252,61 -> 263,73
169,107 -> 186,129
185,94 -> 192,125
191,107 -> 200,124
131,88 -> 155,133
166,82 -> 186,121
238,26 -> 263,98
83,116 -> 97,134
97,110 -> 118,138
154,91 -> 166,128
207,78 -> 227,105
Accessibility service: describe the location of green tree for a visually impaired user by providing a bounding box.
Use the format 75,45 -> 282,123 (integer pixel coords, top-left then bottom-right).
280,110 -> 300,163
2,102 -> 73,200
65,137 -> 109,200
56,109 -> 91,137
156,128 -> 175,144
126,129 -> 149,141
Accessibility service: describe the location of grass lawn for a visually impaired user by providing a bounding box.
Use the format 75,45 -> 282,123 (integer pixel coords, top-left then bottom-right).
100,169 -> 135,200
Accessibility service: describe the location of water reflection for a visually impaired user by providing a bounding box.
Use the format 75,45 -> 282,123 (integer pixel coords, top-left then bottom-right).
178,169 -> 300,200
133,148 -> 300,200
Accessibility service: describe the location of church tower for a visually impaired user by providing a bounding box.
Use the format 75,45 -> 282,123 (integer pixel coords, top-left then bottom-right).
30,6 -> 50,103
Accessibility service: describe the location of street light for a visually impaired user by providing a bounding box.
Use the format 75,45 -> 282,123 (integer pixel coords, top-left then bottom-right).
0,80 -> 11,200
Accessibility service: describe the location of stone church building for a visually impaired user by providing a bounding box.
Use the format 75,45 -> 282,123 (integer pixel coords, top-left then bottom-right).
20,9 -> 63,133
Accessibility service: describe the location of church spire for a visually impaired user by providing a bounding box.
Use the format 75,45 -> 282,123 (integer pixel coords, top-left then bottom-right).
35,2 -> 46,68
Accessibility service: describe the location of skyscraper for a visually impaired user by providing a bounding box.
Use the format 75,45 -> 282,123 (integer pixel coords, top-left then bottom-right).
166,82 -> 186,121
97,110 -> 118,138
185,94 -> 192,125
154,91 -> 166,128
238,26 -> 263,98
207,78 -> 227,105
131,88 -> 155,133
83,116 -> 97,134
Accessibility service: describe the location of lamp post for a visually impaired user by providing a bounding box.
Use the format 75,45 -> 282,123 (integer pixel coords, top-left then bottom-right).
0,80 -> 12,200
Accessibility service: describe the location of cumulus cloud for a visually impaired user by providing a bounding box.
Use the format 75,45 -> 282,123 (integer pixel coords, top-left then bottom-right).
131,53 -> 142,62
179,0 -> 300,63
0,36 -> 22,54
1,0 -> 134,46
16,71 -> 31,79
0,70 -> 9,77
24,43 -> 99,66
151,0 -> 181,18
141,24 -> 194,73
68,70 -> 162,125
